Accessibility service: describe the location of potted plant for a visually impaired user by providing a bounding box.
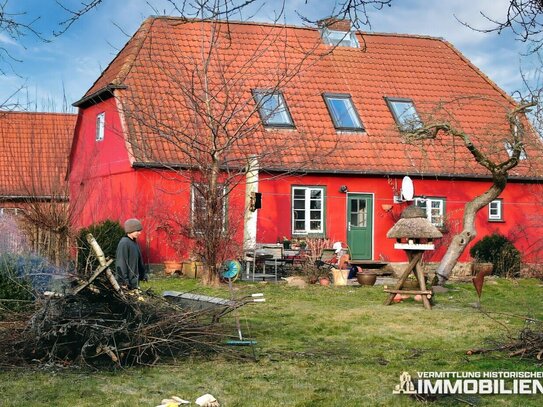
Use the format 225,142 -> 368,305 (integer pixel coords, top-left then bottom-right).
282,236 -> 291,250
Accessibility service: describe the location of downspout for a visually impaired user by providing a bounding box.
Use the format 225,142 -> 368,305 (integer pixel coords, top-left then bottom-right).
243,155 -> 259,251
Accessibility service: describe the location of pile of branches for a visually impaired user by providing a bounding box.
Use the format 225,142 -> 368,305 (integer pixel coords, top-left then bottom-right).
467,326 -> 543,362
0,273 -> 241,369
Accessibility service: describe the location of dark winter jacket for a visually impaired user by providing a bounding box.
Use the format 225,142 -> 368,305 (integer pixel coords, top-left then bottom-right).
115,236 -> 145,289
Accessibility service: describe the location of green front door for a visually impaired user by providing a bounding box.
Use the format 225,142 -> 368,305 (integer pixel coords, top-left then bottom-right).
347,193 -> 373,260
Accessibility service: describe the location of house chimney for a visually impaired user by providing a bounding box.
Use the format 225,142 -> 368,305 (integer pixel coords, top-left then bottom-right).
318,17 -> 352,32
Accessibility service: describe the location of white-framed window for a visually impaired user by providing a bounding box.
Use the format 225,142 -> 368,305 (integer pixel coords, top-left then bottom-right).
191,183 -> 227,234
385,97 -> 423,132
0,207 -> 24,216
488,199 -> 503,221
414,196 -> 445,227
292,186 -> 324,234
323,93 -> 364,131
320,28 -> 360,48
96,112 -> 105,141
253,90 -> 294,127
504,141 -> 527,160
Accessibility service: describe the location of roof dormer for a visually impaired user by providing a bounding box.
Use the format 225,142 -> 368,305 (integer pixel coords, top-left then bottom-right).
318,18 -> 359,48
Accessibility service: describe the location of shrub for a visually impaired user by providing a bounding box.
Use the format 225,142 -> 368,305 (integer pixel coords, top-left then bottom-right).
469,233 -> 521,277
76,220 -> 125,273
0,254 -> 35,313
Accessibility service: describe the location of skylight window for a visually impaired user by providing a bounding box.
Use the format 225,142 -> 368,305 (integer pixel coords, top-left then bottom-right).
321,28 -> 360,48
385,97 -> 423,132
253,90 -> 294,127
504,141 -> 527,160
323,93 -> 364,131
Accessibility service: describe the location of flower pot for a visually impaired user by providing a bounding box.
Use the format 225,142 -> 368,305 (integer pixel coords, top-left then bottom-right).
356,272 -> 377,286
472,262 -> 493,276
182,261 -> 203,278
164,261 -> 182,275
319,277 -> 331,286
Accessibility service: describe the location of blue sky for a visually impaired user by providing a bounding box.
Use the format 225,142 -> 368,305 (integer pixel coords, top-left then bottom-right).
1,0 -> 535,112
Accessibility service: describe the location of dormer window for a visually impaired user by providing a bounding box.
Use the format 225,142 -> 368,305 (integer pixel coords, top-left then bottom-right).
321,27 -> 359,48
323,93 -> 364,131
504,141 -> 527,160
385,97 -> 422,132
253,90 -> 294,128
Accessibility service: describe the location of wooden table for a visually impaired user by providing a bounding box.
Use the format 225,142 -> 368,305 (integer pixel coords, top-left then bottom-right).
383,244 -> 433,309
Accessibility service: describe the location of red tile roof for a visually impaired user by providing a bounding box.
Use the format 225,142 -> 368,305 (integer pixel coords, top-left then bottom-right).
0,111 -> 76,198
80,17 -> 543,179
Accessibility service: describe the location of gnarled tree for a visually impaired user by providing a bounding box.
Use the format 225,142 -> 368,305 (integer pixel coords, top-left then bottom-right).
405,98 -> 537,284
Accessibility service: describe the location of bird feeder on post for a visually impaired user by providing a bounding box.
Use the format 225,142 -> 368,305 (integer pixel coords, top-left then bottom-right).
385,205 -> 443,309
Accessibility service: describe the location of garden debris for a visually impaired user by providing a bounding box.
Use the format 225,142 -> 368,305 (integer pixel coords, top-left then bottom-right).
467,327 -> 543,361
0,234 -> 253,369
195,393 -> 220,407
157,396 -> 191,406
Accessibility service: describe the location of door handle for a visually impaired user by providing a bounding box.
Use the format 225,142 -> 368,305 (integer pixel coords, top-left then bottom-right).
348,222 -> 351,232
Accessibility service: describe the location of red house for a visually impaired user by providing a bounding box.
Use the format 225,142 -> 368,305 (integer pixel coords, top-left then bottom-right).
69,17 -> 543,269
0,111 -> 76,261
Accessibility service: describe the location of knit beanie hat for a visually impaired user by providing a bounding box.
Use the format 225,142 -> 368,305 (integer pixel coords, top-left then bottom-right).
124,218 -> 143,233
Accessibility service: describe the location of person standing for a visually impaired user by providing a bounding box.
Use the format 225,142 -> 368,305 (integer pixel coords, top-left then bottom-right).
115,218 -> 146,289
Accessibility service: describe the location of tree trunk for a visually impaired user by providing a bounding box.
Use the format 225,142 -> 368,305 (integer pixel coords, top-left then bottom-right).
436,173 -> 507,285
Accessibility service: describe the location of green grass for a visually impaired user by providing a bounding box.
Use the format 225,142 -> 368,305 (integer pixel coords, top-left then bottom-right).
1,277 -> 542,406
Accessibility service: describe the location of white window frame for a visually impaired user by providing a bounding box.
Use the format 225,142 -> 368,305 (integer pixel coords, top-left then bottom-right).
321,28 -> 360,48
323,93 -> 364,131
488,199 -> 503,221
414,196 -> 445,227
191,183 -> 227,234
253,90 -> 294,127
292,186 -> 324,235
0,207 -> 23,216
96,112 -> 105,141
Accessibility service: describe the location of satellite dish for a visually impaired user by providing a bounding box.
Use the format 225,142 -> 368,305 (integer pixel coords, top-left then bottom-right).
401,176 -> 414,201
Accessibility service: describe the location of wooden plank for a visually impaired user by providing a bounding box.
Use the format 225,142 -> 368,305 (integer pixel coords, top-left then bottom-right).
384,289 -> 432,295
72,259 -> 114,294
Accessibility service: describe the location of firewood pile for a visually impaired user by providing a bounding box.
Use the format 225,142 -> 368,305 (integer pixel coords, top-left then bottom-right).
0,235 -> 246,369
1,277 -> 242,369
467,326 -> 543,361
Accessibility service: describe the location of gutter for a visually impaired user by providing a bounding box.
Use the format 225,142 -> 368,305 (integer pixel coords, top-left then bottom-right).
131,161 -> 543,183
0,195 -> 69,203
72,84 -> 127,108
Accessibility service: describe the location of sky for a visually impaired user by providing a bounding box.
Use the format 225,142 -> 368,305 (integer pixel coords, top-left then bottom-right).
0,0 -> 537,112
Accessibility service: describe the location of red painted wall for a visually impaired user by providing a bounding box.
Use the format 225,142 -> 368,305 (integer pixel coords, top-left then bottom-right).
70,100 -> 543,265
256,174 -> 543,264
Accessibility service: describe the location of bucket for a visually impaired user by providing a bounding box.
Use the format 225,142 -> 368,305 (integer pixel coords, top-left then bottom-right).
331,268 -> 349,286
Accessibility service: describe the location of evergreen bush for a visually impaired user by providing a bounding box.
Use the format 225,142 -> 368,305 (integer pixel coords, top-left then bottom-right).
76,219 -> 125,273
0,254 -> 35,313
469,233 -> 521,277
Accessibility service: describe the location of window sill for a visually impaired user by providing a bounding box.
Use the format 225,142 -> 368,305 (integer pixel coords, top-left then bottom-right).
488,219 -> 505,223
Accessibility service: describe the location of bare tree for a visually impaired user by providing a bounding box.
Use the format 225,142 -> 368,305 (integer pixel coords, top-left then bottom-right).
114,7 -> 350,284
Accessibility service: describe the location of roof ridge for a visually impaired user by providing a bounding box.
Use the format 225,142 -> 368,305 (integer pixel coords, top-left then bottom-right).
151,16 -> 446,41
439,39 -> 516,105
113,17 -> 156,86
83,17 -> 156,95
0,110 -> 76,116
